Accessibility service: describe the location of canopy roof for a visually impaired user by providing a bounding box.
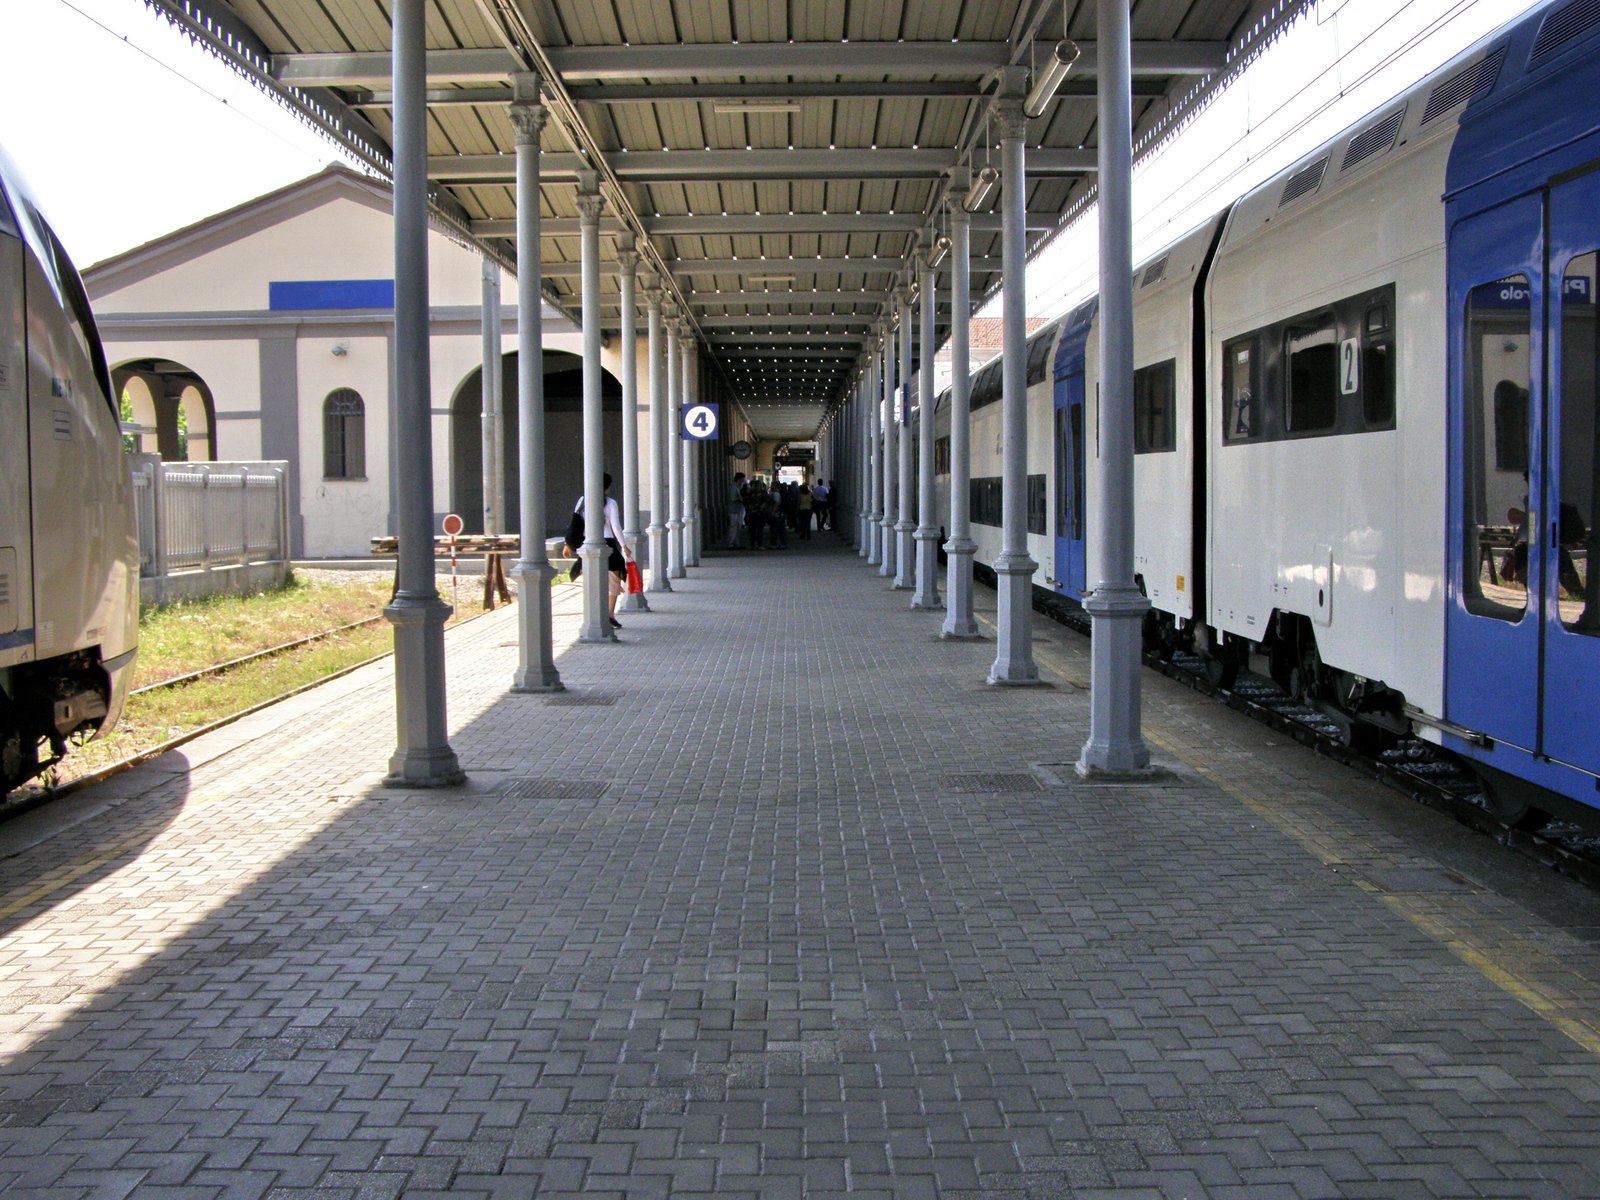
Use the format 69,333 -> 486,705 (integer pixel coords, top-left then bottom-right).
146,0 -> 1311,439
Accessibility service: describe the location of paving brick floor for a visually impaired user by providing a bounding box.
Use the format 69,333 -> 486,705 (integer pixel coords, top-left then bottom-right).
3,533 -> 1600,1198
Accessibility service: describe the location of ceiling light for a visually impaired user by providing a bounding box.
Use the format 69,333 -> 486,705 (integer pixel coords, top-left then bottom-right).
713,101 -> 804,115
1024,40 -> 1082,119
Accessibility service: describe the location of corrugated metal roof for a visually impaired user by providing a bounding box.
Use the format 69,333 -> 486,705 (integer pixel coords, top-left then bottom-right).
144,0 -> 1313,440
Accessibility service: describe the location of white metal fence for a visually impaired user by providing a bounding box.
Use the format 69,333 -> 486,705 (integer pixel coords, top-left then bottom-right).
130,455 -> 292,604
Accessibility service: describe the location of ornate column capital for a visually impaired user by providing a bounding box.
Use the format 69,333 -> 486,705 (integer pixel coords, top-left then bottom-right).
616,245 -> 641,278
946,182 -> 971,220
575,171 -> 605,224
991,96 -> 1029,142
507,86 -> 548,147
642,283 -> 663,311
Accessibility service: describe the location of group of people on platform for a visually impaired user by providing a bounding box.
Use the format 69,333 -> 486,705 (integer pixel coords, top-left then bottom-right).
727,472 -> 833,550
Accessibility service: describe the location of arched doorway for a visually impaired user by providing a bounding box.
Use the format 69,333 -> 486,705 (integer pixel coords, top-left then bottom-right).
112,358 -> 217,461
449,350 -> 623,537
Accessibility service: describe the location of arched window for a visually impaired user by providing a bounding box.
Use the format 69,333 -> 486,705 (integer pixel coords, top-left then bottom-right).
323,388 -> 366,479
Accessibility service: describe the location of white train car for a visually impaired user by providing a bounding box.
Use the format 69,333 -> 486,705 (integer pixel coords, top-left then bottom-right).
0,146 -> 139,791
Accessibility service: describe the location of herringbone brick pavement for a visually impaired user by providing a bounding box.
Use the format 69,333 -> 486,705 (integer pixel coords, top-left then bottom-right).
1,535 -> 1599,1199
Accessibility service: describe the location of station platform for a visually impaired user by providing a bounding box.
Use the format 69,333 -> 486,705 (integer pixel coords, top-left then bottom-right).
3,533 -> 1600,1200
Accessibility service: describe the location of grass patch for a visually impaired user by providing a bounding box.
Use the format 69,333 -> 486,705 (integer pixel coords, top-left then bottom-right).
48,569 -> 487,786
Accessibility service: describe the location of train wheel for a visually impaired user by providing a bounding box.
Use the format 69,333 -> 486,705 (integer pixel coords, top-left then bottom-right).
1201,645 -> 1238,689
1291,632 -> 1327,704
1,726 -> 36,794
1477,771 -> 1554,833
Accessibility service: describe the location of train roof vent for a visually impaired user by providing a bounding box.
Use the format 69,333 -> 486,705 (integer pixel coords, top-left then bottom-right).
1531,0 -> 1600,66
1421,44 -> 1507,125
1341,109 -> 1405,172
1278,156 -> 1329,209
1141,255 -> 1169,287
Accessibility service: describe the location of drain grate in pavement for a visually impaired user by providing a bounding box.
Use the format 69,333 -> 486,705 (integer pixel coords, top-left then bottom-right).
545,695 -> 617,706
503,778 -> 610,800
942,773 -> 1044,794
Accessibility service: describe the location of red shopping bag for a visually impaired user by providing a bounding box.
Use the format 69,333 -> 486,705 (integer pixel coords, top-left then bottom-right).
625,560 -> 644,593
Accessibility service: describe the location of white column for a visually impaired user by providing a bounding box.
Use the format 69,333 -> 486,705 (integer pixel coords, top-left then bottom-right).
878,321 -> 897,577
682,339 -> 700,567
867,333 -> 884,564
912,247 -> 942,610
644,285 -> 671,593
942,180 -> 980,640
1079,0 -> 1152,775
988,94 -> 1041,685
893,286 -> 916,589
383,0 -> 463,787
575,171 -> 613,643
479,254 -> 503,534
666,314 -> 686,579
509,74 -> 563,692
618,237 -> 648,612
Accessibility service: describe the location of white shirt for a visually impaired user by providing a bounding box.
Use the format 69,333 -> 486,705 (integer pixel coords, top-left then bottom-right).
573,494 -> 626,544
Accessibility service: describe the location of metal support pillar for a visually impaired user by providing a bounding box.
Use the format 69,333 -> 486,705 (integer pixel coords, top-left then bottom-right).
879,323 -> 898,578
942,179 -> 980,639
859,364 -> 874,557
645,286 -> 671,593
479,254 -> 503,534
894,286 -> 917,590
617,237 -> 648,612
383,0 -> 464,786
866,333 -> 884,565
912,248 -> 942,610
509,73 -> 563,692
576,171 -> 614,642
682,340 -> 700,567
1079,0 -> 1153,774
666,315 -> 686,579
988,93 -> 1041,685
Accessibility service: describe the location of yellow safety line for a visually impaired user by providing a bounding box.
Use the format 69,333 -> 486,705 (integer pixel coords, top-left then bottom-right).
1010,617 -> 1600,1058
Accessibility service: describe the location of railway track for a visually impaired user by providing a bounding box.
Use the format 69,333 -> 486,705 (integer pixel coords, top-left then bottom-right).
1035,595 -> 1600,890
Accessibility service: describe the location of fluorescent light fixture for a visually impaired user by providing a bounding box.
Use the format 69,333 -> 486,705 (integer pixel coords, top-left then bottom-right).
925,235 -> 951,269
964,164 -> 1000,213
712,101 -> 804,114
1023,39 -> 1081,119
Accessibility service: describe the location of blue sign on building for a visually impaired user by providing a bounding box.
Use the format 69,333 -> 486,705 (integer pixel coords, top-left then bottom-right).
269,279 -> 396,310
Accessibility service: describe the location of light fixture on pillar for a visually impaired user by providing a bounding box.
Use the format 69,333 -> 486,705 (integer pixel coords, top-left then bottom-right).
924,235 -> 951,270
1023,39 -> 1082,119
963,165 -> 999,213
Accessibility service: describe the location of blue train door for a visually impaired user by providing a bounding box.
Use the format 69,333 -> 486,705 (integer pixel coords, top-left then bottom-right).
1054,371 -> 1087,596
1541,173 -> 1600,777
1448,176 -> 1600,779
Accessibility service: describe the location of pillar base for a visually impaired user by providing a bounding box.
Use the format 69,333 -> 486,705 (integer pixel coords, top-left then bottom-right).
510,559 -> 564,692
893,522 -> 916,590
858,513 -> 872,557
1077,583 -> 1152,774
620,591 -> 651,612
877,521 -> 896,577
578,544 -> 616,642
911,526 -> 942,608
383,593 -> 465,786
987,552 -> 1041,685
942,537 -> 979,638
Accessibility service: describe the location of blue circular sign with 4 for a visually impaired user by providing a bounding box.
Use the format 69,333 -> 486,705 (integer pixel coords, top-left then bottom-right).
683,403 -> 719,439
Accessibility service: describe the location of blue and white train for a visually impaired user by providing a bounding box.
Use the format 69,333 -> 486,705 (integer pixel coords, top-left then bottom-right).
0,146 -> 139,791
932,0 -> 1600,830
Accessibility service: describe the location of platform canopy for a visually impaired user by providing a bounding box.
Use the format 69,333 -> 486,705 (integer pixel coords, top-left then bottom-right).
145,0 -> 1312,440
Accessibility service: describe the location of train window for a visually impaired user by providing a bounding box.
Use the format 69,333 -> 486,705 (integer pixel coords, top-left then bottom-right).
1463,274 -> 1531,622
1363,301 -> 1396,428
971,361 -> 1003,411
323,389 -> 367,479
1558,251 -> 1598,634
1285,316 -> 1339,433
45,224 -> 115,416
1222,337 -> 1258,443
1027,474 -> 1047,535
1025,332 -> 1056,385
1133,359 -> 1177,453
934,435 -> 951,477
1055,407 -> 1072,537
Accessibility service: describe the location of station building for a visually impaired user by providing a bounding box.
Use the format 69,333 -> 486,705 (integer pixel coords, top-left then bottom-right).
82,165 -> 719,559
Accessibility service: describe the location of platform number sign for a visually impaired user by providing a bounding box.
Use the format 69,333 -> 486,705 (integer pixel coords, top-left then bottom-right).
683,403 -> 719,440
1339,337 -> 1360,396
